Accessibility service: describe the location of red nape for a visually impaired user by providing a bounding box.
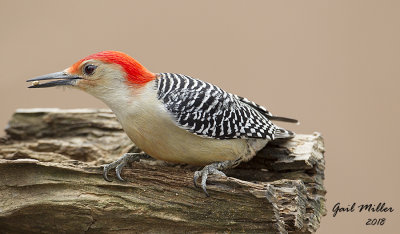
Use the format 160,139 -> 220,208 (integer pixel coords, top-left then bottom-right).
70,51 -> 156,84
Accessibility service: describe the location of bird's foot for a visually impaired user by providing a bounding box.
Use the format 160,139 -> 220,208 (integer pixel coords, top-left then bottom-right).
193,161 -> 230,197
102,153 -> 148,182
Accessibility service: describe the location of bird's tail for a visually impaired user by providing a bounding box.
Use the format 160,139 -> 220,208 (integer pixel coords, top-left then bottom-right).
270,115 -> 298,139
269,115 -> 299,124
274,127 -> 295,139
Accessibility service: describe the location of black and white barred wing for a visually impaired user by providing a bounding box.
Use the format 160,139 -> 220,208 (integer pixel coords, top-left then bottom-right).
156,73 -> 278,140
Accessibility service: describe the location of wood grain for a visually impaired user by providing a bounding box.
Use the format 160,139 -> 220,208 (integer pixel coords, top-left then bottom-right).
0,109 -> 326,233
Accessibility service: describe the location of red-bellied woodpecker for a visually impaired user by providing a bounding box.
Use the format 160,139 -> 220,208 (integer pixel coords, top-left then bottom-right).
27,51 -> 298,196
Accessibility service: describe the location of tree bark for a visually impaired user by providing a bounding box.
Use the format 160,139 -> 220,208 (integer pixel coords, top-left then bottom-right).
0,108 -> 326,233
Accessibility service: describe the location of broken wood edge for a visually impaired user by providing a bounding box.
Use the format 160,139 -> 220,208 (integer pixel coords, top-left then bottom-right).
0,108 -> 326,233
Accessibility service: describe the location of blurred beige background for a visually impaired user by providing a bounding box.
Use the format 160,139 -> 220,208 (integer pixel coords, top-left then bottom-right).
0,0 -> 399,233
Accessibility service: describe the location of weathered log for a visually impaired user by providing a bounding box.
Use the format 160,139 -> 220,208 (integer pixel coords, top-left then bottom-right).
0,108 -> 326,233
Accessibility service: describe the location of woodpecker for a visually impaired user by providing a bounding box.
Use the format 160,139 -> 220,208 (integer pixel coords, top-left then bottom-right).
27,51 -> 298,196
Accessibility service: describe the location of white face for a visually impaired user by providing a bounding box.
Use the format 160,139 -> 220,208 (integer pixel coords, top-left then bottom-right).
72,60 -> 126,96
66,59 -> 142,111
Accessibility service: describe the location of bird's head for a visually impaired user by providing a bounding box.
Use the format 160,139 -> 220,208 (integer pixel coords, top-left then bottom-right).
27,51 -> 156,100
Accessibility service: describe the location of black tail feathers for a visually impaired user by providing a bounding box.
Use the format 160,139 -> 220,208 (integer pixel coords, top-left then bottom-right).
274,128 -> 295,139
269,115 -> 299,124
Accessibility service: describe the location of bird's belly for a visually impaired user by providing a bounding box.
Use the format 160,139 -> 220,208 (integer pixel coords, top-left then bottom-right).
119,114 -> 250,166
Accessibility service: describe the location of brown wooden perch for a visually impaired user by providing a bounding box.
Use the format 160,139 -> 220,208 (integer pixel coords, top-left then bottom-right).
0,109 -> 326,233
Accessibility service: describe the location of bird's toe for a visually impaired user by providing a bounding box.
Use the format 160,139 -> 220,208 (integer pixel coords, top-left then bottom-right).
116,163 -> 127,181
193,171 -> 201,188
102,164 -> 113,182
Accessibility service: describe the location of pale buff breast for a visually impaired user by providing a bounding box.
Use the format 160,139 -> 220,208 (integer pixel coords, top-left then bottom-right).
108,82 -> 251,166
118,107 -> 250,166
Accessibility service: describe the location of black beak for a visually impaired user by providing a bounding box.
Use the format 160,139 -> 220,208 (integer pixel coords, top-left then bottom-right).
26,72 -> 82,88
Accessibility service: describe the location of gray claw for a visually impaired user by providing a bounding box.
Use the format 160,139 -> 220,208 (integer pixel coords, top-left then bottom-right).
101,153 -> 145,182
193,171 -> 200,188
201,170 -> 209,197
116,163 -> 126,181
193,164 -> 227,197
103,165 -> 113,182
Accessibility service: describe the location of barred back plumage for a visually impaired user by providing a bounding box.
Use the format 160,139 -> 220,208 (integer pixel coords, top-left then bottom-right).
155,73 -> 293,140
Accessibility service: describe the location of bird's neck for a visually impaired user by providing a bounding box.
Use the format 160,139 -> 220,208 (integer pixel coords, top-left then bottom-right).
98,80 -> 157,123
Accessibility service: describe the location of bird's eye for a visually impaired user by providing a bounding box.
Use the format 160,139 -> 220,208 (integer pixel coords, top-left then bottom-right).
83,64 -> 97,76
